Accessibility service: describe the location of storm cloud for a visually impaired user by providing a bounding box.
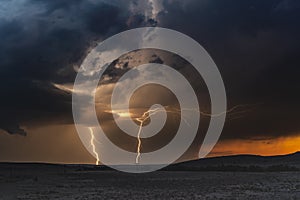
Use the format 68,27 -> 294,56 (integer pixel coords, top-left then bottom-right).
0,0 -> 157,135
0,0 -> 300,144
157,0 -> 300,140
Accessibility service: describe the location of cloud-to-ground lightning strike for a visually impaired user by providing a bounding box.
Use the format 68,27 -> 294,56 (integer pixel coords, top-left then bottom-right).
135,120 -> 143,164
134,107 -> 199,164
134,108 -> 162,164
89,127 -> 100,165
107,104 -> 254,164
133,105 -> 254,164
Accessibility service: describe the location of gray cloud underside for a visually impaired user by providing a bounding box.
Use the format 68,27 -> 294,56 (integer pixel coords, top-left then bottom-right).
0,0 -> 300,141
0,0 -> 158,135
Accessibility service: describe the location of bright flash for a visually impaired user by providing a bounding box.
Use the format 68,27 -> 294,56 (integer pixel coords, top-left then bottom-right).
110,110 -> 131,118
89,127 -> 100,165
99,104 -> 252,165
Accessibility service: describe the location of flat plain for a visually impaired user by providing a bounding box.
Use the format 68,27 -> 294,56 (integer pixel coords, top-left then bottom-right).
0,163 -> 299,200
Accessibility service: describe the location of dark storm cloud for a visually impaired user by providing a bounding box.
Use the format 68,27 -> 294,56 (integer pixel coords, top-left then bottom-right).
1,0 -> 300,142
0,0 -> 152,135
158,0 -> 300,140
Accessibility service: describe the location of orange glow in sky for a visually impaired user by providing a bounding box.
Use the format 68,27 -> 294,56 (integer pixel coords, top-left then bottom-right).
209,135 -> 300,157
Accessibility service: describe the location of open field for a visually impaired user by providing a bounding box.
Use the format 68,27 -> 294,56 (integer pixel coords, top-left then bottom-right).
0,163 -> 299,200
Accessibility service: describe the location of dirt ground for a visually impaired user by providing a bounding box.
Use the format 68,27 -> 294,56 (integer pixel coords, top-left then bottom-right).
0,165 -> 299,200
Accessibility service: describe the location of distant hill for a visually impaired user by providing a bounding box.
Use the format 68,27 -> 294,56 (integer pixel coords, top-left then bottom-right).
165,152 -> 300,171
0,152 -> 299,172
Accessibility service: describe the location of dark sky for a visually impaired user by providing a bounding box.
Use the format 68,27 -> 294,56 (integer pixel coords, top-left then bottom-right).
0,0 -> 300,163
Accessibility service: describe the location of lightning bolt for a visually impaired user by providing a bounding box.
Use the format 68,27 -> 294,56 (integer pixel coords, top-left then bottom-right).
107,104 -> 255,164
133,104 -> 254,164
89,127 -> 100,165
135,121 -> 143,164
134,108 -> 161,164
134,107 -> 200,164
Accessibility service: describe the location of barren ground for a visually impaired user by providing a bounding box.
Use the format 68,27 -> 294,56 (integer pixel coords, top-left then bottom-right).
0,164 -> 299,200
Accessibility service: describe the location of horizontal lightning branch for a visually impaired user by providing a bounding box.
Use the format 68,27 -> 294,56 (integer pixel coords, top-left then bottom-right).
99,104 -> 253,164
